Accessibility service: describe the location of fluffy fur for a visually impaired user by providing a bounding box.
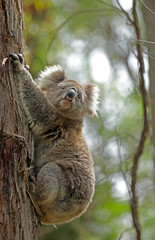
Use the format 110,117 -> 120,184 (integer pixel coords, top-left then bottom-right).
9,54 -> 100,225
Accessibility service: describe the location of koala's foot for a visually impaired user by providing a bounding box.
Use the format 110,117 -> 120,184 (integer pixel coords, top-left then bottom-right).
24,173 -> 43,217
9,53 -> 24,71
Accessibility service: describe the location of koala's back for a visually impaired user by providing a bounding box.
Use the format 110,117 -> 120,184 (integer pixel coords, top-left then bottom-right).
33,122 -> 95,224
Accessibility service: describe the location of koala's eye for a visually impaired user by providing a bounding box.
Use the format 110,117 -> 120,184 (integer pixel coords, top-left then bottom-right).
61,86 -> 66,90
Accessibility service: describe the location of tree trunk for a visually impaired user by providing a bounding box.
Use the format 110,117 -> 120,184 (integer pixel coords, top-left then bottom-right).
142,1 -> 155,172
142,1 -> 155,140
0,0 -> 39,239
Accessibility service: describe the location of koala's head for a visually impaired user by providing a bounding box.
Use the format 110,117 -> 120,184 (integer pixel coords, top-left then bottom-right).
38,65 -> 100,120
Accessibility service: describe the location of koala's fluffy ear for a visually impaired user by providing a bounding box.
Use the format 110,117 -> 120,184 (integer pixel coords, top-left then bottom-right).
38,65 -> 66,90
84,84 -> 100,117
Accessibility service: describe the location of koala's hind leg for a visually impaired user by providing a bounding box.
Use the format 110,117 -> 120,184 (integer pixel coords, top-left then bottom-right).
24,170 -> 43,216
32,162 -> 67,206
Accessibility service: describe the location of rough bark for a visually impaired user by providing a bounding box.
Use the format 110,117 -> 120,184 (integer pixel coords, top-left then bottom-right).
0,0 -> 39,239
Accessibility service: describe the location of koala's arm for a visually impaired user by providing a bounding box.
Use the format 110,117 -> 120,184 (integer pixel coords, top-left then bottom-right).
9,54 -> 57,135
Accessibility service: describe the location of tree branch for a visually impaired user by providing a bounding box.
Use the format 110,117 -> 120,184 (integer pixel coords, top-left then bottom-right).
115,0 -> 134,24
47,8 -> 108,51
140,0 -> 155,16
115,1 -> 150,239
130,1 -> 149,240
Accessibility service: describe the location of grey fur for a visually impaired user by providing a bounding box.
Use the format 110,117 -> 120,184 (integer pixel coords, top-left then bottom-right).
9,54 -> 100,224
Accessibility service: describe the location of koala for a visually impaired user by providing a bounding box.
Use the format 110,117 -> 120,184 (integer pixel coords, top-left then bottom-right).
9,53 -> 100,225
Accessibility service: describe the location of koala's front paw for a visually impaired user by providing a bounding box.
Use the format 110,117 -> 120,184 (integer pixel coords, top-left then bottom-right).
9,53 -> 24,71
9,53 -> 23,63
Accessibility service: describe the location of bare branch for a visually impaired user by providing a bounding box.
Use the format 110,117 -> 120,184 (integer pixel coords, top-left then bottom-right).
138,42 -> 155,61
47,0 -> 135,51
47,8 -> 108,50
117,227 -> 133,240
130,1 -> 149,240
114,38 -> 155,45
116,0 -> 133,24
114,1 -> 150,239
140,0 -> 155,16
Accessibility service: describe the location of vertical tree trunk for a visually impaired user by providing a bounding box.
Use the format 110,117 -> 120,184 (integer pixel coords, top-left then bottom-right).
0,0 -> 39,239
142,1 -> 155,140
142,1 -> 155,171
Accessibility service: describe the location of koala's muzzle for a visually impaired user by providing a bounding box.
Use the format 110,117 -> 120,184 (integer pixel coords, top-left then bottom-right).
65,88 -> 76,101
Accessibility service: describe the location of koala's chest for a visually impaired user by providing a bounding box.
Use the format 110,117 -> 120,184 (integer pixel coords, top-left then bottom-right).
33,133 -> 71,162
33,125 -> 86,172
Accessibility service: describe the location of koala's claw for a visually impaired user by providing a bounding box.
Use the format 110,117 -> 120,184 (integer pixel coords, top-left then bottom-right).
9,53 -> 24,64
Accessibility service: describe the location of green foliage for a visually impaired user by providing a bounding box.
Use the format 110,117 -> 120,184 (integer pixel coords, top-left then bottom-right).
23,0 -> 155,239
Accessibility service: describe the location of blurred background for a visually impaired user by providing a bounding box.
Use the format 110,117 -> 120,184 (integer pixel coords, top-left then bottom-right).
23,0 -> 155,239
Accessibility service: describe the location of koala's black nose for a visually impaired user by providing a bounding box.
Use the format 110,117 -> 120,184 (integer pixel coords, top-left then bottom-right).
66,88 -> 76,100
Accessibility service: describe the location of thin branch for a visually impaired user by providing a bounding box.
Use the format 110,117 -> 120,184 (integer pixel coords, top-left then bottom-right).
96,176 -> 106,185
140,0 -> 155,16
97,0 -> 134,25
47,0 -> 136,51
130,1 -> 149,240
116,0 -> 133,24
117,227 -> 133,240
138,42 -> 155,61
114,38 -> 155,45
47,8 -> 108,50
